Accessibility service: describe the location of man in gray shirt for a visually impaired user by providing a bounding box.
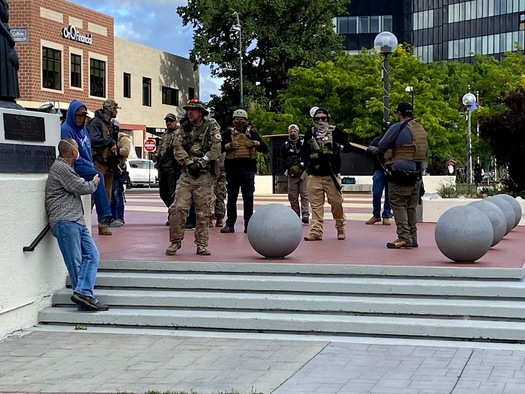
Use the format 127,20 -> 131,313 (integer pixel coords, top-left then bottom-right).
45,139 -> 109,311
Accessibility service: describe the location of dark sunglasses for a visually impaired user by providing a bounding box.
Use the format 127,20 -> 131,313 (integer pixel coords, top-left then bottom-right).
314,116 -> 327,121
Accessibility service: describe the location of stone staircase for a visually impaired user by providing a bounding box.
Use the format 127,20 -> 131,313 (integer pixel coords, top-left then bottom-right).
38,260 -> 525,342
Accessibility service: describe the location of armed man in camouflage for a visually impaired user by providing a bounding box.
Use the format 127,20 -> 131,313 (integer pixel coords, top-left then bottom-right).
153,113 -> 181,225
166,100 -> 222,256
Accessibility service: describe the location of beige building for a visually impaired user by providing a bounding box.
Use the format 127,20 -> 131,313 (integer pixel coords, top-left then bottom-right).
114,37 -> 198,158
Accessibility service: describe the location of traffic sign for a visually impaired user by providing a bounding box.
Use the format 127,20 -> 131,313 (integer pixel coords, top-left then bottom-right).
144,138 -> 156,153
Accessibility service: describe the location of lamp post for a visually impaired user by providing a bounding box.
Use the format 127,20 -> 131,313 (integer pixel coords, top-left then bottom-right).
405,85 -> 414,110
232,11 -> 244,109
462,92 -> 476,184
374,31 -> 398,125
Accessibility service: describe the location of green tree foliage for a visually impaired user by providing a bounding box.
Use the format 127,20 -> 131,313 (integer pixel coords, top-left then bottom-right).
177,0 -> 347,122
479,89 -> 525,193
252,46 -> 465,165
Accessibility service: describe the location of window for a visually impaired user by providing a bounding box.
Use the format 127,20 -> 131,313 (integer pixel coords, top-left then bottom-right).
142,77 -> 151,106
359,16 -> 369,33
123,73 -> 131,98
162,86 -> 179,106
42,47 -> 61,90
90,58 -> 106,97
188,87 -> 195,100
70,53 -> 81,88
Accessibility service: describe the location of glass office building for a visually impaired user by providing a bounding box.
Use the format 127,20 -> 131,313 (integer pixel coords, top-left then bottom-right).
336,0 -> 525,62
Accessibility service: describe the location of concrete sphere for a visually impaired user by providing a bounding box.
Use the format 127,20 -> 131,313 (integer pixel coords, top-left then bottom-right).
468,200 -> 506,247
487,196 -> 514,235
435,206 -> 493,262
493,194 -> 522,228
247,204 -> 302,258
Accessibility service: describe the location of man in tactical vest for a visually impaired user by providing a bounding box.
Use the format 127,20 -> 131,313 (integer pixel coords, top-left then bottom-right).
165,99 -> 222,256
280,124 -> 310,224
153,112 -> 181,225
220,109 -> 268,233
372,102 -> 428,249
300,107 -> 352,241
87,99 -> 120,205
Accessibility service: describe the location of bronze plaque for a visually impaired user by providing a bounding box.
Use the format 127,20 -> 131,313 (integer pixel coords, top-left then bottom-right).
3,113 -> 46,142
0,143 -> 56,173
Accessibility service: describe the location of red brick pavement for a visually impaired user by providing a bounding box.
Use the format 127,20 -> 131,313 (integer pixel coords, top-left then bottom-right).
94,191 -> 525,269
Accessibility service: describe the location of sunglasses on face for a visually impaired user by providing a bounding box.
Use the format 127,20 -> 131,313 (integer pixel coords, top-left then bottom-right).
314,116 -> 327,121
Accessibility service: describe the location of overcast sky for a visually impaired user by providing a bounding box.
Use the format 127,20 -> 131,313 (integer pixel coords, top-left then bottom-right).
67,0 -> 222,102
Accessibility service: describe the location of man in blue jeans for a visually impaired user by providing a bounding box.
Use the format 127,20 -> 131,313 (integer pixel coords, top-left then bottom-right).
61,99 -> 122,235
45,139 -> 109,311
365,131 -> 392,225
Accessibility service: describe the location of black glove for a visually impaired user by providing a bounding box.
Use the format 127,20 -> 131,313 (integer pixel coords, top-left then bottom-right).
187,162 -> 201,178
367,146 -> 380,155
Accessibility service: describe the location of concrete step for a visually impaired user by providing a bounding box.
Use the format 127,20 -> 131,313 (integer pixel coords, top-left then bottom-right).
97,260 -> 525,280
50,288 -> 525,319
89,272 -> 525,299
38,261 -> 525,342
38,307 -> 525,342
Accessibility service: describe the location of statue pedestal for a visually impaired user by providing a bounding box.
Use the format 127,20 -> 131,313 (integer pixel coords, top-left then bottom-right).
0,107 -> 91,338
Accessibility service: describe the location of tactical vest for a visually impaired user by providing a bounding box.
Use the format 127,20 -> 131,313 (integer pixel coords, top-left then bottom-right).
283,138 -> 303,166
309,125 -> 336,159
390,120 -> 428,162
225,127 -> 257,159
182,121 -> 213,156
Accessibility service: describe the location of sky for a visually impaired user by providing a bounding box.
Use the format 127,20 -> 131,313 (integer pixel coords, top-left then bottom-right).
67,0 -> 222,102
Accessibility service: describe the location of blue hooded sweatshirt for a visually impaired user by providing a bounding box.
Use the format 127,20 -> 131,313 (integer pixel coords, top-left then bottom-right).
61,99 -> 97,176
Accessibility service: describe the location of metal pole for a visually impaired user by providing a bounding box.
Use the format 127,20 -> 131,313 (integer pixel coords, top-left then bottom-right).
239,27 -> 243,109
382,55 -> 390,124
467,111 -> 473,184
233,11 -> 243,109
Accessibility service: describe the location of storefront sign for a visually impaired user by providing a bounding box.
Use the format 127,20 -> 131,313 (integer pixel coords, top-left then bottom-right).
61,25 -> 92,45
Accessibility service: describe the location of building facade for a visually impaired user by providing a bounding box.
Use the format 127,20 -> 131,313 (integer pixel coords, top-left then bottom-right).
8,0 -> 198,158
336,0 -> 525,63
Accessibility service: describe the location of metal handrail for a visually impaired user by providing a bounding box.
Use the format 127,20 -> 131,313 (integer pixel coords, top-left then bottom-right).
23,224 -> 50,252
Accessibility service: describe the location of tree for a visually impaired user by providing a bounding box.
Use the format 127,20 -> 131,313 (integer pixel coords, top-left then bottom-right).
177,0 -> 347,120
251,47 -> 466,166
479,89 -> 525,194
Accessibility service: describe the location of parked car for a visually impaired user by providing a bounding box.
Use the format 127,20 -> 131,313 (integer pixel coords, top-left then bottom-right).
125,159 -> 158,187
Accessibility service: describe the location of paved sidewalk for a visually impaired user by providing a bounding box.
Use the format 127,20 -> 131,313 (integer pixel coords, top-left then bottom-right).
2,329 -> 525,393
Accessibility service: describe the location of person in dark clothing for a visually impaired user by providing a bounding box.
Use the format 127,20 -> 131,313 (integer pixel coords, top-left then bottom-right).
280,124 -> 310,223
300,107 -> 352,241
220,109 -> 268,233
371,102 -> 428,249
365,123 -> 393,226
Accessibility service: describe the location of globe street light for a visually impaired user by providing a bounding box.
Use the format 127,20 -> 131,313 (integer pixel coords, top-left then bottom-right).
462,92 -> 477,184
405,85 -> 414,110
374,31 -> 398,125
232,11 -> 244,109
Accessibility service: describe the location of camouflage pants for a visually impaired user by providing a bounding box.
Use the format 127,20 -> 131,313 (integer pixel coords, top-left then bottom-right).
168,172 -> 213,248
211,171 -> 226,219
